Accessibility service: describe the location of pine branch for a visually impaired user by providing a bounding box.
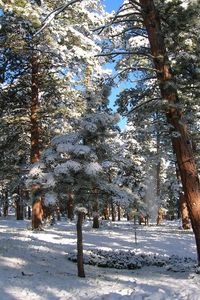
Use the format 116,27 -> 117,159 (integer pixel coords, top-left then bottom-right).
96,51 -> 153,59
33,0 -> 82,36
125,98 -> 160,116
113,66 -> 159,80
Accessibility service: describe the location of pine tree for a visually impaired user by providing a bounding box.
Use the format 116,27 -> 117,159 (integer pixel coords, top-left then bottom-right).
0,0 -> 109,223
101,0 -> 200,263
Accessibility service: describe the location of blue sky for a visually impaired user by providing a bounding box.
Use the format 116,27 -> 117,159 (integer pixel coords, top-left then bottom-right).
103,0 -> 123,12
103,0 -> 127,129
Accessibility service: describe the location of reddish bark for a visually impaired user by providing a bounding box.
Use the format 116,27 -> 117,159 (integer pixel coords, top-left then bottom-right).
156,208 -> 164,226
31,183 -> 44,230
32,197 -> 43,229
180,193 -> 191,230
103,204 -> 110,220
138,0 -> 200,264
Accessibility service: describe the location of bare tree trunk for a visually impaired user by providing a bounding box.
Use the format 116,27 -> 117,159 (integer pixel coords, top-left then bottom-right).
92,188 -> 99,228
32,197 -> 43,229
111,199 -> 116,222
30,54 -> 40,164
76,211 -> 85,277
155,130 -> 162,226
180,193 -> 191,230
30,54 -> 44,230
175,162 -> 191,228
117,204 -> 121,221
3,190 -> 8,217
139,0 -> 200,265
56,205 -> 61,221
103,202 -> 109,220
156,208 -> 163,225
16,186 -> 24,220
31,183 -> 43,230
67,192 -> 74,220
28,206 -> 31,219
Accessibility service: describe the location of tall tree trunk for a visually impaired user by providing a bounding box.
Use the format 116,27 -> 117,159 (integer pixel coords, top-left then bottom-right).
111,199 -> 116,222
180,193 -> 191,230
31,183 -> 43,230
156,129 -> 162,225
67,191 -> 74,220
156,208 -> 163,225
3,190 -> 8,217
175,162 -> 191,228
139,0 -> 200,264
76,211 -> 85,277
30,54 -> 43,229
92,188 -> 99,228
30,54 -> 40,164
28,206 -> 31,220
16,186 -> 24,220
103,202 -> 109,220
117,204 -> 121,221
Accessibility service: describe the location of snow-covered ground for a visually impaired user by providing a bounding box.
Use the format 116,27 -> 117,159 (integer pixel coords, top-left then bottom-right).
0,217 -> 199,300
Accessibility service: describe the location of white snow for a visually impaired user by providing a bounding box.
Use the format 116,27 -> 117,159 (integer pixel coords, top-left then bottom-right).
0,217 -> 199,300
44,192 -> 57,206
85,162 -> 103,176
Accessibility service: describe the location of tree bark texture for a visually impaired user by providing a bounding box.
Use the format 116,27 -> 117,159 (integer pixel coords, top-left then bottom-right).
16,186 -> 24,220
156,129 -> 161,201
16,198 -> 24,220
180,193 -> 191,230
32,197 -> 43,229
117,204 -> 121,221
30,54 -> 40,164
67,192 -> 74,220
31,183 -> 44,230
111,199 -> 116,222
138,0 -> 200,264
30,55 -> 43,229
3,190 -> 8,217
76,212 -> 85,277
92,188 -> 99,228
156,208 -> 163,225
103,203 -> 110,220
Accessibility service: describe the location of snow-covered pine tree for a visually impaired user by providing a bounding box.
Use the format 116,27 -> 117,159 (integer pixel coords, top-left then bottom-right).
0,0 -> 109,221
98,0 -> 200,264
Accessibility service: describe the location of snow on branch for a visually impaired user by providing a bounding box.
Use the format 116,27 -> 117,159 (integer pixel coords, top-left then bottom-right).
54,160 -> 82,175
74,206 -> 87,214
52,133 -> 80,146
84,162 -> 103,177
44,192 -> 57,206
33,0 -> 82,36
